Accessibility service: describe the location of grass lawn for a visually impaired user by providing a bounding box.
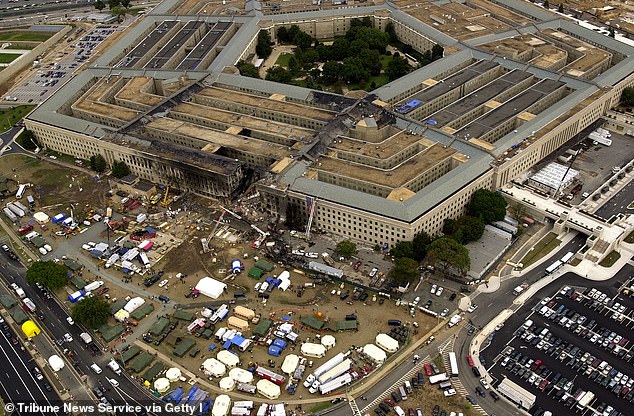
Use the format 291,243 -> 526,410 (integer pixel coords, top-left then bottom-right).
599,251 -> 621,267
625,231 -> 634,244
521,232 -> 561,267
0,53 -> 21,64
0,105 -> 34,132
275,53 -> 293,68
309,402 -> 332,413
5,44 -> 31,50
0,31 -> 52,42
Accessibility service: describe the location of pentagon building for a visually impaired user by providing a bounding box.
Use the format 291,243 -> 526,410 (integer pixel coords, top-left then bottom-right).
26,0 -> 634,248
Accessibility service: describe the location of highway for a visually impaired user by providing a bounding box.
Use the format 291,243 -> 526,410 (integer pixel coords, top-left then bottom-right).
0,250 -> 164,415
594,180 -> 634,220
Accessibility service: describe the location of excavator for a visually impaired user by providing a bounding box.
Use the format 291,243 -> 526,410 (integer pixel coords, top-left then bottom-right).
160,186 -> 172,207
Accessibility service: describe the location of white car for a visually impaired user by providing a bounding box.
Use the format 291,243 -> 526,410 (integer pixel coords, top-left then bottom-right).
435,287 -> 444,297
479,378 -> 490,390
63,333 -> 73,342
158,279 -> 168,288
413,296 -> 420,305
108,378 -> 119,387
443,388 -> 456,397
467,304 -> 478,313
430,284 -> 437,294
66,317 -> 74,325
440,308 -> 449,317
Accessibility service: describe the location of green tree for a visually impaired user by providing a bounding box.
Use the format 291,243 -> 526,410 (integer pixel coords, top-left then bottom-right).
467,188 -> 507,224
277,26 -> 289,43
89,154 -> 107,173
120,0 -> 130,8
256,30 -> 272,59
108,0 -> 119,8
265,66 -> 292,83
385,22 -> 398,43
389,257 -> 419,285
72,296 -> 110,328
359,48 -> 381,75
426,237 -> 470,275
293,31 -> 313,50
287,55 -> 300,73
111,160 -> 130,178
557,3 -> 563,13
412,231 -> 431,261
390,241 -> 414,259
351,27 -> 388,53
342,57 -> 369,84
444,216 -> 484,244
335,240 -> 358,259
321,61 -> 342,84
622,87 -> 634,106
26,261 -> 68,289
110,5 -> 127,22
236,60 -> 260,79
543,0 -> 549,9
387,53 -> 410,80
329,38 -> 350,61
94,0 -> 105,11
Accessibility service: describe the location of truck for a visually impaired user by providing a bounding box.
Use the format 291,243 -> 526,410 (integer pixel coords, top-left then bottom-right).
138,252 -> 150,268
318,373 -> 352,394
312,352 -> 345,379
576,391 -> 594,409
22,298 -> 36,312
448,315 -> 462,328
3,207 -> 18,222
14,285 -> 26,299
428,373 -> 450,384
513,283 -> 529,296
317,359 -> 351,384
80,332 -> 93,344
108,359 -> 122,375
236,383 -> 256,394
84,281 -> 104,292
7,203 -> 25,218
255,366 -> 285,385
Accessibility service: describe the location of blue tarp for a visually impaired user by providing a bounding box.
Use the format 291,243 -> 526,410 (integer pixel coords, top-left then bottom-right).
207,344 -> 217,351
52,213 -> 66,223
167,387 -> 183,403
185,386 -> 198,403
282,315 -> 292,321
273,338 -> 287,349
230,335 -> 247,346
199,399 -> 212,415
146,226 -> 156,233
222,340 -> 232,349
268,345 -> 282,356
117,247 -> 129,255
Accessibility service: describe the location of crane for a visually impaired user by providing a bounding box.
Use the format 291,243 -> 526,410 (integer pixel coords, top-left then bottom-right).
202,210 -> 226,253
160,186 -> 172,207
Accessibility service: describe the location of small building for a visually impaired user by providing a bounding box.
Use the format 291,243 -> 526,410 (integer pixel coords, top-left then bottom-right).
219,377 -> 235,392
212,394 -> 231,416
234,306 -> 255,320
229,367 -> 254,384
173,338 -> 196,357
130,352 -> 154,373
195,277 -> 227,299
321,335 -> 336,350
173,309 -> 195,321
150,317 -> 170,336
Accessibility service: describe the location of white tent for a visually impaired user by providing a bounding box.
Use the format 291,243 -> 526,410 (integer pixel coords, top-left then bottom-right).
281,354 -> 299,375
219,377 -> 235,391
229,367 -> 254,384
202,358 -> 226,377
33,212 -> 49,224
212,394 -> 231,416
113,309 -> 130,322
256,379 -> 281,400
195,277 -> 227,299
375,334 -> 399,353
165,367 -> 181,381
217,350 -> 240,368
321,335 -> 336,350
301,342 -> 326,358
278,271 -> 290,280
124,297 -> 145,313
48,355 -> 64,372
278,323 -> 293,333
154,378 -> 170,393
363,343 -> 387,363
278,279 -> 291,291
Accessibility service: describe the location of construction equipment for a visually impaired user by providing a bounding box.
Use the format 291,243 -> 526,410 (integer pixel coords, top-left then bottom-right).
160,186 -> 172,207
202,210 -> 226,253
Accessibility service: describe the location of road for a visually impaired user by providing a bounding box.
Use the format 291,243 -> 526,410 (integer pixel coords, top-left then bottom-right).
0,250 -> 166,415
594,180 -> 634,220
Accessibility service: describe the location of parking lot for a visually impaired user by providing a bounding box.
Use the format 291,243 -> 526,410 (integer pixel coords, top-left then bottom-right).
8,25 -> 116,104
481,269 -> 634,416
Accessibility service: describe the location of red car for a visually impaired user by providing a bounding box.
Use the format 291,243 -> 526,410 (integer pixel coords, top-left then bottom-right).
353,261 -> 362,271
538,379 -> 549,391
97,287 -> 109,295
424,363 -> 433,376
466,355 -> 474,366
383,399 -> 396,407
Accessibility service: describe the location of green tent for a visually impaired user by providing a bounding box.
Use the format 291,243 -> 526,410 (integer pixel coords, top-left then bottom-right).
253,318 -> 273,337
0,295 -> 17,308
64,258 -> 83,271
335,320 -> 358,331
120,345 -> 141,364
248,267 -> 264,279
301,315 -> 325,330
173,310 -> 194,321
173,338 -> 196,357
100,324 -> 125,342
131,303 -> 154,320
10,307 -> 28,324
150,318 -> 170,336
254,259 -> 275,272
109,298 -> 127,314
31,236 -> 46,248
70,275 -> 87,290
130,352 -> 154,373
143,362 -> 166,382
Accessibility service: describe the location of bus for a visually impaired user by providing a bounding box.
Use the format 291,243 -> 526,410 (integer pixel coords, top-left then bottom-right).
561,252 -> 574,264
16,184 -> 27,199
448,352 -> 459,377
545,260 -> 563,274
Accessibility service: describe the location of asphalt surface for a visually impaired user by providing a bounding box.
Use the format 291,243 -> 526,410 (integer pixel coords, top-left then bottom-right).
0,250 -> 166,415
594,179 -> 634,220
0,320 -> 63,416
480,266 -> 634,416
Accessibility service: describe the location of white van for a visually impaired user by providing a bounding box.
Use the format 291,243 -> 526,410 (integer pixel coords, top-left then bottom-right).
522,319 -> 533,330
394,406 -> 406,416
90,363 -> 102,374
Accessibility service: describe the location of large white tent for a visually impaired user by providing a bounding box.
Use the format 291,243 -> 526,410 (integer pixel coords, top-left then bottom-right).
301,342 -> 326,358
212,395 -> 231,416
321,335 -> 336,350
154,378 -> 170,393
229,367 -> 254,384
195,277 -> 227,299
363,343 -> 387,363
281,354 -> 299,375
375,334 -> 399,353
48,355 -> 64,372
124,297 -> 145,313
165,367 -> 181,381
256,379 -> 281,400
217,350 -> 240,368
202,358 -> 226,377
219,377 -> 235,391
